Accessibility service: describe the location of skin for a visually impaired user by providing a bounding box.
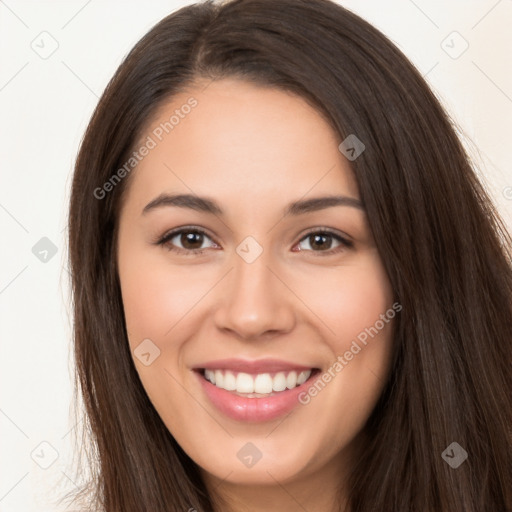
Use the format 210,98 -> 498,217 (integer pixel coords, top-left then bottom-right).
116,77 -> 396,512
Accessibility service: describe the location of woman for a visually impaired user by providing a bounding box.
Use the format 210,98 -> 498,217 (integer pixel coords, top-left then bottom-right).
67,0 -> 512,510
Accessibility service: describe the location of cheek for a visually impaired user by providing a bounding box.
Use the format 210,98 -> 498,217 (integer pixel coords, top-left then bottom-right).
295,252 -> 394,346
293,253 -> 395,411
117,250 -> 200,419
297,255 -> 395,433
119,251 -> 210,342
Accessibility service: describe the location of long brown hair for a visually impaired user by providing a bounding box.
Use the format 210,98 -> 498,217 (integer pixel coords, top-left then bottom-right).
67,0 -> 512,510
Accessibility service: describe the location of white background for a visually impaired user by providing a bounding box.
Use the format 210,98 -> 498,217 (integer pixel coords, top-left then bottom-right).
0,1 -> 511,510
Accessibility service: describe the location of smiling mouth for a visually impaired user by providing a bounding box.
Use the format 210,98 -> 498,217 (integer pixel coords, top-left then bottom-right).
198,368 -> 320,398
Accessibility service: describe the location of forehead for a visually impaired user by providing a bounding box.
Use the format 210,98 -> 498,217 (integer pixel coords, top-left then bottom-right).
123,78 -> 360,215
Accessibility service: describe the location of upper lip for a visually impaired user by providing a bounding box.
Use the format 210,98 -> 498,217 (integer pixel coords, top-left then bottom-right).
194,358 -> 316,374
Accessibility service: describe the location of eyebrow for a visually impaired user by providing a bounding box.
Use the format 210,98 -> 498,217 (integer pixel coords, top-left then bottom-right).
142,193 -> 364,217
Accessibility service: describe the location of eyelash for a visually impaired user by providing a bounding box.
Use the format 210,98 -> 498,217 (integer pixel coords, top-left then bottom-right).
154,226 -> 354,257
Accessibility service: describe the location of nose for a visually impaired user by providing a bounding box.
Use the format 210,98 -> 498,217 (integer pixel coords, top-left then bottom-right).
213,249 -> 296,341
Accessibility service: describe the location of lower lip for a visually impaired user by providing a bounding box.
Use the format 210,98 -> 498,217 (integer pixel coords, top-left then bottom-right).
195,370 -> 318,422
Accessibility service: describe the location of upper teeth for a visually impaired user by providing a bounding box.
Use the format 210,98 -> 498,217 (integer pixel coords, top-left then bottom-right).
204,369 -> 312,394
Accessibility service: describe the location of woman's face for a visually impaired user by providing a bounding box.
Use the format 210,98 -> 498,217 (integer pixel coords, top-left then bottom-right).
117,77 -> 395,489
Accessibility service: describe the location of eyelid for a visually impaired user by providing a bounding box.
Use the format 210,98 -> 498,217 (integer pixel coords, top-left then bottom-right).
300,226 -> 353,244
155,225 -> 218,249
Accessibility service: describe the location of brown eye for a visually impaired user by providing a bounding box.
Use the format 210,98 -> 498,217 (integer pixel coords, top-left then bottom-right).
178,231 -> 206,250
157,227 -> 218,255
296,229 -> 353,255
305,233 -> 335,251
